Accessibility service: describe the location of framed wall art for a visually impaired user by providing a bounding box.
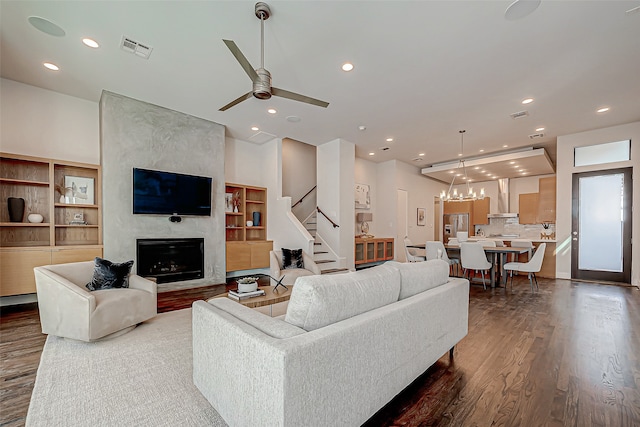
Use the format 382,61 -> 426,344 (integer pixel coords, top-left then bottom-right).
417,207 -> 426,226
355,183 -> 370,209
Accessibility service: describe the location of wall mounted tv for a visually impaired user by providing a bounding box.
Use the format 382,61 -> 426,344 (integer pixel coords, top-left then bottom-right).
133,168 -> 212,216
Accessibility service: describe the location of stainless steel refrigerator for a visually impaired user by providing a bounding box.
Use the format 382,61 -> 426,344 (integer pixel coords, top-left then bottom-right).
443,213 -> 469,242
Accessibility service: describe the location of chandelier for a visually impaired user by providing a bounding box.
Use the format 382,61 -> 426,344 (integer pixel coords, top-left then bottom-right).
440,130 -> 485,201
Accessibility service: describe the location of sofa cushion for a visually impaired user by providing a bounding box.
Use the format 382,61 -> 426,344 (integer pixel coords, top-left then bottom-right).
86,257 -> 134,291
282,248 -> 304,269
386,259 -> 450,300
207,298 -> 306,339
284,263 -> 401,331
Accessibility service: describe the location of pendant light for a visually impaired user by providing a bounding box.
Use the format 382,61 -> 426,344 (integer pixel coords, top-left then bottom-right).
440,130 -> 485,201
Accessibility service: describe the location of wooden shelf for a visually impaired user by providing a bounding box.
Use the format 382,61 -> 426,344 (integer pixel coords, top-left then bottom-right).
0,222 -> 50,227
0,177 -> 49,186
0,152 -> 103,296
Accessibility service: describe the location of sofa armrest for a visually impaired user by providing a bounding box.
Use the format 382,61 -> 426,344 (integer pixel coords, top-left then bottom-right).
34,267 -> 96,340
128,274 -> 157,295
302,252 -> 322,275
270,251 -> 282,280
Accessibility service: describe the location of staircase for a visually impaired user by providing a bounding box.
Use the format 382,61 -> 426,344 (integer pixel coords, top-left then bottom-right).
303,213 -> 349,275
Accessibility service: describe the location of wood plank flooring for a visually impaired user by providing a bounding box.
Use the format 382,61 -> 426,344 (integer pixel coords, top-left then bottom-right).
1,277 -> 639,426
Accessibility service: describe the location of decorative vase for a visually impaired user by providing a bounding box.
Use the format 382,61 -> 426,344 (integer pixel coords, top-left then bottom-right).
252,211 -> 261,227
8,197 -> 25,222
28,213 -> 44,223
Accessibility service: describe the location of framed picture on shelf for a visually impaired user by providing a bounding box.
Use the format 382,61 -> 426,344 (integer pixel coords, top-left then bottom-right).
225,193 -> 233,212
64,176 -> 94,205
417,207 -> 426,226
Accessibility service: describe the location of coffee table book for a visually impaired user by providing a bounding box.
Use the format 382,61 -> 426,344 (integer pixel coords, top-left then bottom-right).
228,289 -> 265,300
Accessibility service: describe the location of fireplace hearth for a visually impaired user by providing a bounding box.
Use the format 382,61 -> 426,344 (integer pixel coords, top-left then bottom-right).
136,238 -> 204,284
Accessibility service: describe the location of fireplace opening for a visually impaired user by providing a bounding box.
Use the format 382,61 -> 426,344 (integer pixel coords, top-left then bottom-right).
136,238 -> 204,284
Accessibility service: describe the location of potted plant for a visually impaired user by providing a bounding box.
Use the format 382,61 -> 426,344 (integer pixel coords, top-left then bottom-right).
237,276 -> 259,293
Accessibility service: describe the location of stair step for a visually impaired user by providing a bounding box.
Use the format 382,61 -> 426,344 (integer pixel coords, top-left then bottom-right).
315,259 -> 335,264
314,242 -> 321,245
306,228 -> 317,231
314,251 -> 328,255
321,268 -> 349,275
307,222 -> 317,225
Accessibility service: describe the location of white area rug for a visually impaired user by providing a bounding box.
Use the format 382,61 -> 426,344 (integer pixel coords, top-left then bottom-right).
26,308 -> 227,426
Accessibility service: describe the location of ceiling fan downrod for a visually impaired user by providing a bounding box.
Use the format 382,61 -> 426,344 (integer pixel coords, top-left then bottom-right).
253,2 -> 272,100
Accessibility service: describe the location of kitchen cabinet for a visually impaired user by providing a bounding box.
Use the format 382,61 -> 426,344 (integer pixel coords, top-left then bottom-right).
472,198 -> 490,225
518,193 -> 539,224
537,177 -> 556,223
355,237 -> 394,265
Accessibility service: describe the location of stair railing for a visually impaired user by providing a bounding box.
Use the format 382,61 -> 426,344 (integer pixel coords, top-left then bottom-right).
317,206 -> 339,228
292,185 -> 317,209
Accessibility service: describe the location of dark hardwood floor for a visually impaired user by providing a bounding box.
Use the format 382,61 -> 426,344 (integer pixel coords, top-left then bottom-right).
1,277 -> 639,426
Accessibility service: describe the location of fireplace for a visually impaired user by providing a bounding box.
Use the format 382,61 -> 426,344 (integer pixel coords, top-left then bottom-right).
136,238 -> 204,284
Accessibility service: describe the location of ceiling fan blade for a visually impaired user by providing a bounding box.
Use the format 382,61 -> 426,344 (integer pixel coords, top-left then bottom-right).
223,39 -> 259,82
219,91 -> 253,111
272,87 -> 329,108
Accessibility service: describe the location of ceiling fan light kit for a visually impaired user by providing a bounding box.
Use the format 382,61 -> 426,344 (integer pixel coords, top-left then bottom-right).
219,2 -> 329,111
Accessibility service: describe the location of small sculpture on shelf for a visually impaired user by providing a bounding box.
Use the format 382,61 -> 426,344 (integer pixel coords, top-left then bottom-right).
232,191 -> 241,213
55,182 -> 73,204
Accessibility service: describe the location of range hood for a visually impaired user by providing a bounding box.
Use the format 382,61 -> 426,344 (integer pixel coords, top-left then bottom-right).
487,178 -> 518,218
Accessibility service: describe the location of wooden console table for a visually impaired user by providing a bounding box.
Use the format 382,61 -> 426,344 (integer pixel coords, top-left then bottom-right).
354,237 -> 394,266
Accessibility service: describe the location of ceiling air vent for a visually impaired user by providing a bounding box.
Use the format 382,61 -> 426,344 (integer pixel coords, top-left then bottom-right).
248,131 -> 277,144
412,158 -> 423,162
529,133 -> 545,139
121,36 -> 153,59
510,110 -> 529,119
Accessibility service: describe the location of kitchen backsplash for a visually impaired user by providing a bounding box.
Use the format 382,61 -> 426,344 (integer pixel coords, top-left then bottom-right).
475,217 -> 556,240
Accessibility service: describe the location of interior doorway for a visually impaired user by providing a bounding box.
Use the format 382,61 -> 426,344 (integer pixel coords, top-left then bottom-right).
571,167 -> 632,283
397,189 -> 408,262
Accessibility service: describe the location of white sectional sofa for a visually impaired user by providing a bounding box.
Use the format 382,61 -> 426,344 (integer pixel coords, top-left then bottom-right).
192,259 -> 469,427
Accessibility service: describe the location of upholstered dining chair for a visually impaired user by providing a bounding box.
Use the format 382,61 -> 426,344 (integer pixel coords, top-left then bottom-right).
425,241 -> 460,275
503,243 -> 546,292
460,242 -> 492,290
270,250 -> 321,286
34,261 -> 157,342
403,237 -> 426,262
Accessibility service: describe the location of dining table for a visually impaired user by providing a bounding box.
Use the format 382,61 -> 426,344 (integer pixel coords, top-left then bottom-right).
407,243 -> 529,288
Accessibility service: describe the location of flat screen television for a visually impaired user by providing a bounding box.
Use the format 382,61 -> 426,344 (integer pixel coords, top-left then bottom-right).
133,168 -> 212,216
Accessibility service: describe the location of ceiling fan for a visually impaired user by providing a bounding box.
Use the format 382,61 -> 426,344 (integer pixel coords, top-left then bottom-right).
219,2 -> 329,111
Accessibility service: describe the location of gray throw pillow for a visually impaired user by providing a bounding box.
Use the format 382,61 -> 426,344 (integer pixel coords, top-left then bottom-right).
86,257 -> 134,291
281,248 -> 304,269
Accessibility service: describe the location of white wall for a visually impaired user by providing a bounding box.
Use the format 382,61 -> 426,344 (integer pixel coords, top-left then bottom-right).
0,78 -> 99,163
283,138 -> 317,221
556,121 -> 639,285
354,158 -> 379,235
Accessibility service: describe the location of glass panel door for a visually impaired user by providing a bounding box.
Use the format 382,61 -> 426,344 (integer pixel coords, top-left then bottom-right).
572,168 -> 632,283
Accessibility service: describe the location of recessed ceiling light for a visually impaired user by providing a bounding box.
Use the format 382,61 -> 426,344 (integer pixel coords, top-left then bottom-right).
418,153 -> 425,156
358,125 -> 366,131
486,173 -> 492,176
481,170 -> 486,173
342,62 -> 354,72
596,107 -> 610,113
479,149 -> 485,153
368,152 -> 375,156
286,115 -> 301,122
461,177 -> 467,180
521,172 -> 528,175
386,138 -> 393,142
449,171 -> 455,174
474,167 -> 480,170
535,127 -> 545,132
43,62 -> 59,71
521,98 -> 534,104
503,145 -> 508,148
509,161 -> 515,164
82,38 -> 99,48
251,126 -> 259,131
267,108 -> 277,114
458,153 -> 462,157
456,174 -> 462,177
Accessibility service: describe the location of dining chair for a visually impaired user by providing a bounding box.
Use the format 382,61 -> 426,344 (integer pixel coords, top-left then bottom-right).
510,240 -> 533,261
476,239 -> 496,247
503,243 -> 546,292
403,236 -> 426,262
426,241 -> 460,276
460,242 -> 492,289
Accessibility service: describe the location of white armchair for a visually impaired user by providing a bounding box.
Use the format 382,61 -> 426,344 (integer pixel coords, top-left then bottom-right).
270,250 -> 321,286
34,261 -> 157,342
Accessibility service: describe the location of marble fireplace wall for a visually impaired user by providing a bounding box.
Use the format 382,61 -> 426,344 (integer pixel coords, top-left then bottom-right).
100,91 -> 225,290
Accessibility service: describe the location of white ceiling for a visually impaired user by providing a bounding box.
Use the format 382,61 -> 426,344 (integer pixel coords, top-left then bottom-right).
2,1 -> 639,183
